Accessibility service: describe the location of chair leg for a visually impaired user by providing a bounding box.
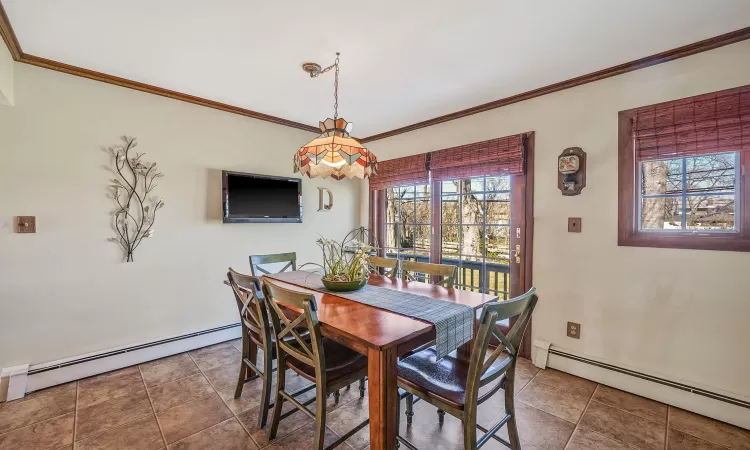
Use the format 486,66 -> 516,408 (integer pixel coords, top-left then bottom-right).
359,378 -> 366,398
504,372 -> 521,450
333,390 -> 341,404
268,358 -> 286,440
405,394 -> 414,425
396,390 -> 402,449
437,409 -> 445,426
258,348 -> 274,429
234,336 -> 254,399
313,382 -> 328,450
462,410 -> 478,450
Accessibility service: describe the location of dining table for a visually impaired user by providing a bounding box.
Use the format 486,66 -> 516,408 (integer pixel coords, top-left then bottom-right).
259,271 -> 499,450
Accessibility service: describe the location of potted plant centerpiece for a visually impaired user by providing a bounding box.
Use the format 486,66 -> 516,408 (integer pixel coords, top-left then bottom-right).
310,235 -> 376,292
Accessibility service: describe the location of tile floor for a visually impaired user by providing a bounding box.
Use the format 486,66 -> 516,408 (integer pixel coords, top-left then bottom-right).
0,339 -> 748,449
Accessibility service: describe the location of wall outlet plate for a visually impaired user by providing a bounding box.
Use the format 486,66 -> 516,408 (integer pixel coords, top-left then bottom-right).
568,217 -> 582,233
567,321 -> 581,339
16,216 -> 36,233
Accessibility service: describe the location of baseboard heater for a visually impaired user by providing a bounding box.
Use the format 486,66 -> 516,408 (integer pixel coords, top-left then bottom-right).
549,348 -> 750,410
20,323 -> 241,395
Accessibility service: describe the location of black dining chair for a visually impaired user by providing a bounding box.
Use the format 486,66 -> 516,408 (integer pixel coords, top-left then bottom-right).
397,288 -> 538,450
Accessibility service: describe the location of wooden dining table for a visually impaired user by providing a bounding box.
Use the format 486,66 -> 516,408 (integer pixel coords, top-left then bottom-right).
260,272 -> 498,450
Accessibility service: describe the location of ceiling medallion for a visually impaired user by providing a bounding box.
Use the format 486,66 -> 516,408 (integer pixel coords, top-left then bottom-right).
294,53 -> 378,180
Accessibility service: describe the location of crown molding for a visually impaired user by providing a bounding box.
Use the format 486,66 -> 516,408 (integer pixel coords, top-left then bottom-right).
0,1 -> 21,60
360,26 -> 750,143
19,54 -> 321,132
3,2 -> 749,140
0,3 -> 319,133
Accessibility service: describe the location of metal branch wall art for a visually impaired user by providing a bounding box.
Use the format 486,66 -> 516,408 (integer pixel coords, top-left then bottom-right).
106,136 -> 164,262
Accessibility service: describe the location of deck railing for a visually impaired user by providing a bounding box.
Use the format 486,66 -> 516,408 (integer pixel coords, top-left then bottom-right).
385,252 -> 510,300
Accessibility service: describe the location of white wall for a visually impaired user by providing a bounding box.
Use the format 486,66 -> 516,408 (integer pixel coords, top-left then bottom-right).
366,41 -> 750,401
0,64 -> 360,369
0,39 -> 13,106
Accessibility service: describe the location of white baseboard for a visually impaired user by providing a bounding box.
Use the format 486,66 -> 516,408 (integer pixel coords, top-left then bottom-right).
10,324 -> 241,396
546,347 -> 750,430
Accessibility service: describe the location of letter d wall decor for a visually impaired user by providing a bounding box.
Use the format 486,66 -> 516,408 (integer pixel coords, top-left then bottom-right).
318,187 -> 333,211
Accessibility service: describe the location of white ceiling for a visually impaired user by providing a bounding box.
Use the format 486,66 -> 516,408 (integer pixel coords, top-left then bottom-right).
4,0 -> 750,137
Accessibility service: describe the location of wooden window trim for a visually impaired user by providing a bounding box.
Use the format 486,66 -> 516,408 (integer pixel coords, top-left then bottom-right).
618,109 -> 750,252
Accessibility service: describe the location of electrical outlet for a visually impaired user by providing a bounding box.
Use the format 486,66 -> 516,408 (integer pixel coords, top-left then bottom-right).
568,217 -> 582,233
567,321 -> 581,339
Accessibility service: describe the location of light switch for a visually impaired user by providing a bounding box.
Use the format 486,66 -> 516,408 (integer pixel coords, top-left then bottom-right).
16,216 -> 36,233
568,217 -> 582,233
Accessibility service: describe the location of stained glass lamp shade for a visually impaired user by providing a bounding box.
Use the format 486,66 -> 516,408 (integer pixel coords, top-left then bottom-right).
294,118 -> 378,180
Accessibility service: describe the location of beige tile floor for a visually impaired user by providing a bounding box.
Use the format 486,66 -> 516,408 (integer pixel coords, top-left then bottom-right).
0,339 -> 748,449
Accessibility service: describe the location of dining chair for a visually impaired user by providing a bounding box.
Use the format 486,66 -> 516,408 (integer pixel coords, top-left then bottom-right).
396,288 -> 538,450
226,268 -> 315,428
401,260 -> 457,288
367,255 -> 399,277
261,279 -> 370,450
249,252 -> 297,276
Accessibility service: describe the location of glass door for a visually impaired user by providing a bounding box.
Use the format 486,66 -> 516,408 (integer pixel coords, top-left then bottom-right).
384,183 -> 432,280
439,176 -> 512,299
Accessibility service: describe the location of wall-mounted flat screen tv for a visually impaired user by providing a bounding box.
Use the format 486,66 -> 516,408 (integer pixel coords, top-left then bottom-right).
222,171 -> 302,223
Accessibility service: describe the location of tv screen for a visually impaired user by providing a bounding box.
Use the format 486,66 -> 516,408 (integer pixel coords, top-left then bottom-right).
222,171 -> 302,223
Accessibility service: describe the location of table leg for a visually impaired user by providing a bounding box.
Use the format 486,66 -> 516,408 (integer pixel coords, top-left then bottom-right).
368,347 -> 398,450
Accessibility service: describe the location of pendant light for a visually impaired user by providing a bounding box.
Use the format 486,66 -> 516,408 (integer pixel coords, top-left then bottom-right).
293,53 -> 378,180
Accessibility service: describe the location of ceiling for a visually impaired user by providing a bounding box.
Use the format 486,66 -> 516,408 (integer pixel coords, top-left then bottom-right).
3,0 -> 750,137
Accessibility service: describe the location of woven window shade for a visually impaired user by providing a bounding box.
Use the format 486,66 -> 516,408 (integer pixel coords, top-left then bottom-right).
430,134 -> 526,181
634,85 -> 750,161
368,153 -> 429,190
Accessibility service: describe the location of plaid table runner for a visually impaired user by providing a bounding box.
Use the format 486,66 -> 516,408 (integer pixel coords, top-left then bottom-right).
266,270 -> 479,359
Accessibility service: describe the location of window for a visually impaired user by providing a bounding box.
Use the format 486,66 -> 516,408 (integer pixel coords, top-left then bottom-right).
440,176 -> 511,299
384,183 -> 431,278
639,153 -> 739,233
379,176 -> 512,297
618,84 -> 750,252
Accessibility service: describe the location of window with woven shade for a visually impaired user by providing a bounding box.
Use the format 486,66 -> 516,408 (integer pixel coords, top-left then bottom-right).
619,84 -> 750,252
368,153 -> 429,191
430,134 -> 526,181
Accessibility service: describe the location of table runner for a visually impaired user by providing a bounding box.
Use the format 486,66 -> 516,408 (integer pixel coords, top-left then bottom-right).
265,270 -> 479,359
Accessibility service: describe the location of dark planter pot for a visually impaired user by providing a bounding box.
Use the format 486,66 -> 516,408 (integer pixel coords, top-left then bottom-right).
322,277 -> 368,292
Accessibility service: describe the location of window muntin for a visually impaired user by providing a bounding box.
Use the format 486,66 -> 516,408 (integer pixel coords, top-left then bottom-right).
638,152 -> 740,233
385,184 -> 431,278
440,175 -> 511,299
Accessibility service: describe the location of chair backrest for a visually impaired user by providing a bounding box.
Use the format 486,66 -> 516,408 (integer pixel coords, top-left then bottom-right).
401,260 -> 457,288
249,252 -> 297,276
465,288 -> 538,412
261,279 -> 327,382
227,268 -> 272,350
368,255 -> 399,277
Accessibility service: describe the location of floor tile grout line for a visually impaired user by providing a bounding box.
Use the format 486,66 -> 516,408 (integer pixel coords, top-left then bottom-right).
168,416 -> 243,448
72,381 -> 79,448
575,424 -> 642,450
664,406 -> 670,450
139,364 -> 169,449
180,348 -> 266,447
190,349 -> 282,450
586,397 -> 669,428
0,409 -> 78,439
562,382 -> 598,450
73,410 -> 158,445
0,380 -> 78,436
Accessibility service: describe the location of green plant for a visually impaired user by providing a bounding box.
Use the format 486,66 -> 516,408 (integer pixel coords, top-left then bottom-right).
309,237 -> 376,282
